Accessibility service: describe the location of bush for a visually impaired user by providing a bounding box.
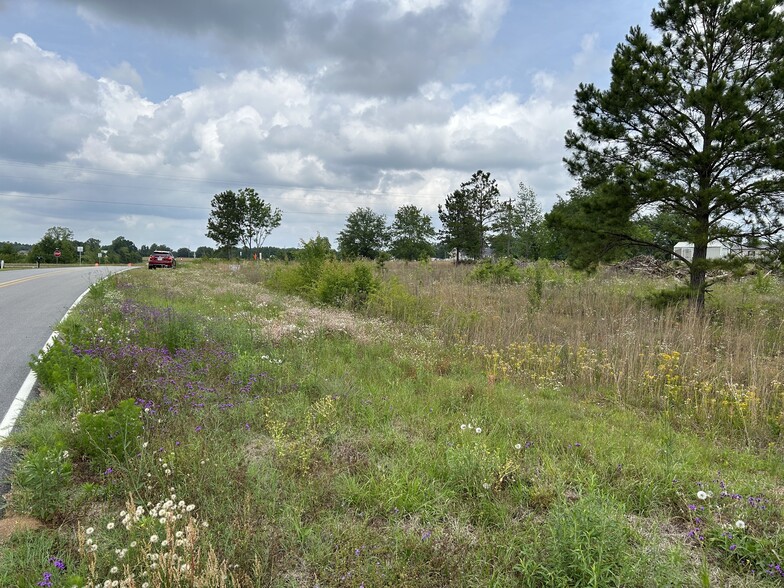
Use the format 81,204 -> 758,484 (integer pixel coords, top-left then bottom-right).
367,277 -> 432,323
30,340 -> 104,410
471,258 -> 523,284
73,398 -> 143,471
644,285 -> 693,309
313,261 -> 379,308
13,445 -> 72,521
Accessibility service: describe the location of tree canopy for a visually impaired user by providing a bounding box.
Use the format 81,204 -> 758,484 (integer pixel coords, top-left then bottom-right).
562,0 -> 784,307
29,227 -> 77,263
438,170 -> 500,262
390,205 -> 436,261
206,190 -> 244,256
206,188 -> 282,258
492,182 -> 545,259
337,208 -> 389,259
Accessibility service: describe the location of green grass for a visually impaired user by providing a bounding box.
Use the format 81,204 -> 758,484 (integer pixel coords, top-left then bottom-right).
0,260 -> 782,586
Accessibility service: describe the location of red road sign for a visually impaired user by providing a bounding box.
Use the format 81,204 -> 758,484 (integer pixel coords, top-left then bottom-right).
54,250 -> 61,257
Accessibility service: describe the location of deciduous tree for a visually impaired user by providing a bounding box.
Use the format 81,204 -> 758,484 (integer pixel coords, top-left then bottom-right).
207,188 -> 282,259
240,188 -> 282,259
29,226 -> 77,263
492,182 -> 544,259
390,205 -> 435,260
337,208 -> 389,259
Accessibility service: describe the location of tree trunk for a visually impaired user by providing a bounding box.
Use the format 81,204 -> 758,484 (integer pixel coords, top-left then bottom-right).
689,243 -> 707,311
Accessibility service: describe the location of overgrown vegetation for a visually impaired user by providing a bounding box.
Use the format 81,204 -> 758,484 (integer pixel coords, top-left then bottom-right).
1,259 -> 783,586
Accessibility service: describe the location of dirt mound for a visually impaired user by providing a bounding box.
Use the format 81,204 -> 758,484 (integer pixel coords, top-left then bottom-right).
0,515 -> 45,543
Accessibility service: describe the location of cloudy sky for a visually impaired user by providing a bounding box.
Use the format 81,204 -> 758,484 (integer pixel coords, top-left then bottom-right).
0,0 -> 655,251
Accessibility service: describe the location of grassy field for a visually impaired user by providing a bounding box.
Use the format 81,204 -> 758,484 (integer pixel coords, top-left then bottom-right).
1,259 -> 783,587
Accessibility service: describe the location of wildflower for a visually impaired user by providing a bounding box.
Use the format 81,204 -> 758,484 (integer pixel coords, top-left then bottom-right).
475,427 -> 482,434
735,520 -> 746,529
106,522 -> 115,530
110,566 -> 118,574
161,539 -> 169,547
460,424 -> 467,430
150,534 -> 159,543
186,504 -> 196,512
482,482 -> 491,490
514,443 -> 522,450
697,491 -> 708,500
86,527 -> 95,535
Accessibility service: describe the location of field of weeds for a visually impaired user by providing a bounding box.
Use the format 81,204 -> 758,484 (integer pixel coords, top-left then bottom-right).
1,259 -> 783,587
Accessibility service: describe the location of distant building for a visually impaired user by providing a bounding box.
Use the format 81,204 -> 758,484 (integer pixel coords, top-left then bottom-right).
673,241 -> 768,261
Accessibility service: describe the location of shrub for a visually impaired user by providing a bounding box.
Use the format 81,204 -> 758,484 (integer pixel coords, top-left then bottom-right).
644,285 -> 693,309
313,261 -> 379,308
31,340 -> 103,405
73,398 -> 143,471
367,277 -> 432,323
471,258 -> 523,284
13,445 -> 72,521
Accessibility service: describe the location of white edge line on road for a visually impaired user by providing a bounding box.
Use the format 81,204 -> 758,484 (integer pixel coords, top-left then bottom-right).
0,268 -> 133,453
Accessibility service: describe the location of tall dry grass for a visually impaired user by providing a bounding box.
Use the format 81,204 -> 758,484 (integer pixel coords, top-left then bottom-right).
378,260 -> 784,443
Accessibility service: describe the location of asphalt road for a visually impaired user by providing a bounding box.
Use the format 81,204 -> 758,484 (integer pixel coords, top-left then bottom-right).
0,265 -> 133,440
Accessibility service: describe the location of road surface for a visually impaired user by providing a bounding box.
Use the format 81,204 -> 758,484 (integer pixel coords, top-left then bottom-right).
0,265 -> 133,445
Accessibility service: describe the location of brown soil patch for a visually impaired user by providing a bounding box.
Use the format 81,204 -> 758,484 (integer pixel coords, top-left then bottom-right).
0,515 -> 45,543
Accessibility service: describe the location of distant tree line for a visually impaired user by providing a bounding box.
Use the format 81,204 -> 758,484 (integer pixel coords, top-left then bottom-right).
0,227 -> 221,265
325,169 -> 697,264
